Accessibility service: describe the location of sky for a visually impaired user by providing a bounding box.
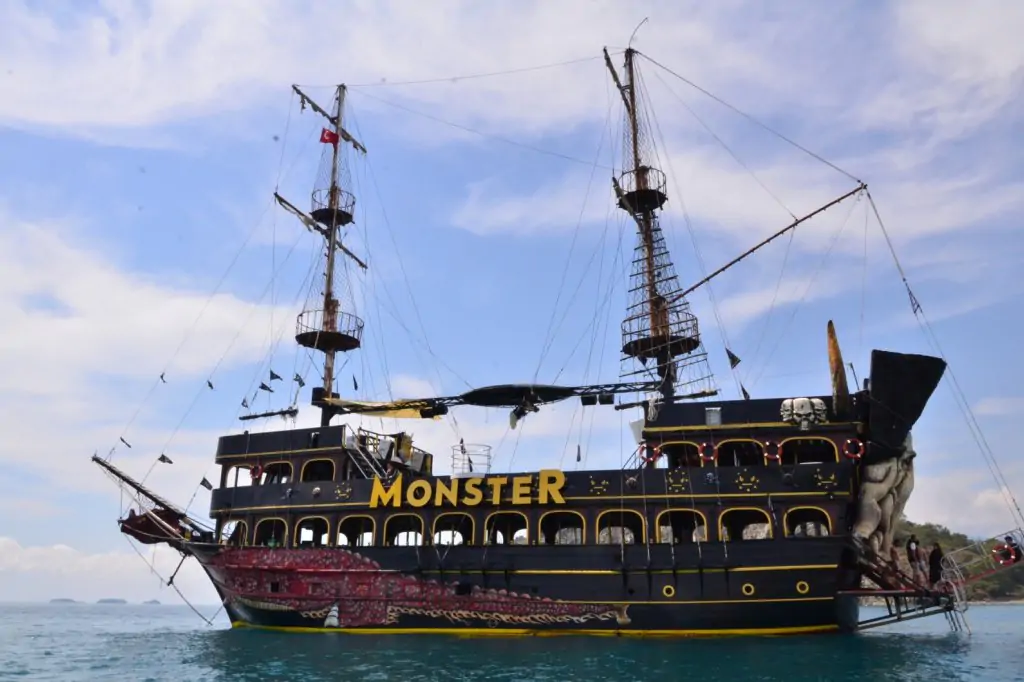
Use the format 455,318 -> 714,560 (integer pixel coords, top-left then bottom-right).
1,0 -> 1023,608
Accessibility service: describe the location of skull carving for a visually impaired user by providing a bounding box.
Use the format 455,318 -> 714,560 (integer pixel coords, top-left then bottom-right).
811,398 -> 827,424
792,398 -> 814,430
780,399 -> 794,423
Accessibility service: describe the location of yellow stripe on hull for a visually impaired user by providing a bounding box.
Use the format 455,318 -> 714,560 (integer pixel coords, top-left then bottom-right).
230,622 -> 840,637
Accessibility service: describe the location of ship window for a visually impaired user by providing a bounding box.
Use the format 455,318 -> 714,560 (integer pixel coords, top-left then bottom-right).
661,442 -> 701,469
225,466 -> 253,487
720,508 -> 773,541
221,520 -> 249,546
539,511 -> 585,546
337,515 -> 375,547
254,518 -> 287,547
295,517 -> 330,548
781,438 -> 838,465
717,440 -> 764,467
384,514 -> 424,547
784,507 -> 832,537
301,459 -> 336,483
261,462 -> 293,485
433,513 -> 474,546
655,509 -> 707,544
597,510 -> 646,545
484,511 -> 529,545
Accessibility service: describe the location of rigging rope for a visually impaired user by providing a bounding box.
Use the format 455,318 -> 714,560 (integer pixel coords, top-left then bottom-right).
867,191 -> 1024,530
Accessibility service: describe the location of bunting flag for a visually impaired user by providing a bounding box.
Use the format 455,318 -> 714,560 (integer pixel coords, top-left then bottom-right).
576,444 -> 582,462
259,382 -> 274,393
242,398 -> 249,408
352,375 -> 359,391
269,370 -> 282,382
294,373 -> 306,388
206,380 -> 214,390
467,457 -> 474,473
158,454 -> 173,464
726,348 -> 741,369
740,383 -> 751,401
320,128 -> 339,146
119,437 -> 132,449
200,477 -> 213,491
159,372 -> 167,383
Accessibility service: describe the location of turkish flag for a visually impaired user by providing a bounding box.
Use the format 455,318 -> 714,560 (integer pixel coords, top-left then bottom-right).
320,128 -> 340,145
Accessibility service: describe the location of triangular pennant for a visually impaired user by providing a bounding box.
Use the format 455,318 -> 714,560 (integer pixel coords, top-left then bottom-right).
119,437 -> 132,449
576,444 -> 581,462
158,454 -> 173,464
740,383 -> 751,401
726,348 -> 741,369
200,477 -> 213,491
269,370 -> 282,382
294,373 -> 305,388
242,398 -> 249,408
259,382 -> 274,393
206,380 -> 214,390
352,375 -> 359,391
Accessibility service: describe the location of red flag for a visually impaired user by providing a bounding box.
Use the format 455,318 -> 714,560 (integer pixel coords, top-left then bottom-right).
320,128 -> 339,146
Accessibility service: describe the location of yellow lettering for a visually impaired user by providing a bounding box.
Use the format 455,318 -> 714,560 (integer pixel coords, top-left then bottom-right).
511,475 -> 532,504
434,478 -> 458,506
406,480 -> 432,508
538,469 -> 566,504
369,475 -> 402,508
462,478 -> 483,506
486,477 -> 509,504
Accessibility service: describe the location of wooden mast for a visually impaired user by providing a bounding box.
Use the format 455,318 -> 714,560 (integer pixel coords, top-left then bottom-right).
321,85 -> 346,423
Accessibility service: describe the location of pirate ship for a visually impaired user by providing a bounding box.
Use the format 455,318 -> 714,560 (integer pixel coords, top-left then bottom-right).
93,46 -> 1022,636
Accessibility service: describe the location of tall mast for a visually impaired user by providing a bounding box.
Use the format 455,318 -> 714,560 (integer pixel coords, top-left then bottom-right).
605,48 -> 715,404
275,84 -> 368,427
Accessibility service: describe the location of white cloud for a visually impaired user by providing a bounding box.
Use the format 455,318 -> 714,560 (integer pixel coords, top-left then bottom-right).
905,470 -> 1024,539
974,398 -> 1024,418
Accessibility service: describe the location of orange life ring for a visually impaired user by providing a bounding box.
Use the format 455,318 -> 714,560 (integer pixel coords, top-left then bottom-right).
698,442 -> 717,464
641,444 -> 662,465
843,439 -> 863,460
992,544 -> 1014,566
764,441 -> 781,462
250,464 -> 263,481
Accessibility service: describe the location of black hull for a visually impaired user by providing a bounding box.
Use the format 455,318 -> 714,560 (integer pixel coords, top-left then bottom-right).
197,539 -> 862,636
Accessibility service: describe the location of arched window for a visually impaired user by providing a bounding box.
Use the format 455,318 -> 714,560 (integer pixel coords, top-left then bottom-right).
254,518 -> 287,547
719,508 -> 773,541
655,509 -> 707,544
294,517 -> 330,548
780,438 -> 838,465
260,462 -> 293,485
784,507 -> 832,537
221,520 -> 248,546
484,511 -> 529,545
337,515 -> 375,547
433,513 -> 474,546
300,459 -> 336,483
716,440 -> 764,467
658,441 -> 701,469
384,514 -> 424,547
597,509 -> 646,545
539,511 -> 585,545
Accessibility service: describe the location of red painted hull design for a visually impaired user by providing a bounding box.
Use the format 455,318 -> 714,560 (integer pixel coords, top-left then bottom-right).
203,547 -> 630,629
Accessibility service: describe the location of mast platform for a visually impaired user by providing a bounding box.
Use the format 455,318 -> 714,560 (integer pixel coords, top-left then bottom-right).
616,166 -> 668,213
310,187 -> 355,228
295,308 -> 363,352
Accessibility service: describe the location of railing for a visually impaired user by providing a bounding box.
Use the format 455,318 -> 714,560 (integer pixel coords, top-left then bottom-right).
311,187 -> 355,218
451,443 -> 491,478
617,166 -> 667,197
295,308 -> 364,342
940,527 -> 1024,594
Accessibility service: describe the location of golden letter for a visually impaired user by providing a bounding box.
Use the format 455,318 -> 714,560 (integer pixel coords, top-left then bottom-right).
486,477 -> 509,505
462,478 -> 483,506
369,475 -> 402,508
538,469 -> 566,504
434,478 -> 458,506
407,480 -> 432,508
511,475 -> 532,505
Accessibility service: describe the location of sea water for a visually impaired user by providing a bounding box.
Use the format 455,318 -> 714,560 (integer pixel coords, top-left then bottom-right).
1,603 -> 1022,681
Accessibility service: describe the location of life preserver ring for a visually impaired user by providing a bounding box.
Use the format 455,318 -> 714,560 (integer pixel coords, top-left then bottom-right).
843,439 -> 863,460
764,441 -> 781,462
640,443 -> 662,465
698,442 -> 717,464
249,464 -> 263,481
992,544 -> 1014,566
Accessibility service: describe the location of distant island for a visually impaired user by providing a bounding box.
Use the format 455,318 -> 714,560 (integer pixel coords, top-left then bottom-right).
49,598 -> 78,604
96,598 -> 127,604
143,600 -> 161,605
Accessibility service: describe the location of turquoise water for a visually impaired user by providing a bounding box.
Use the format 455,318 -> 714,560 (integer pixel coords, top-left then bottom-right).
1,603 -> 1022,681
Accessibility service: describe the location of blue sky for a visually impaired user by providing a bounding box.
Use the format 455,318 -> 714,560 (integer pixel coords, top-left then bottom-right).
1,0 -> 1022,604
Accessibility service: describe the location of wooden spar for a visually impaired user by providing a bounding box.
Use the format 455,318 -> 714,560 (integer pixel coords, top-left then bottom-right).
321,85 -> 346,423
668,183 -> 866,305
